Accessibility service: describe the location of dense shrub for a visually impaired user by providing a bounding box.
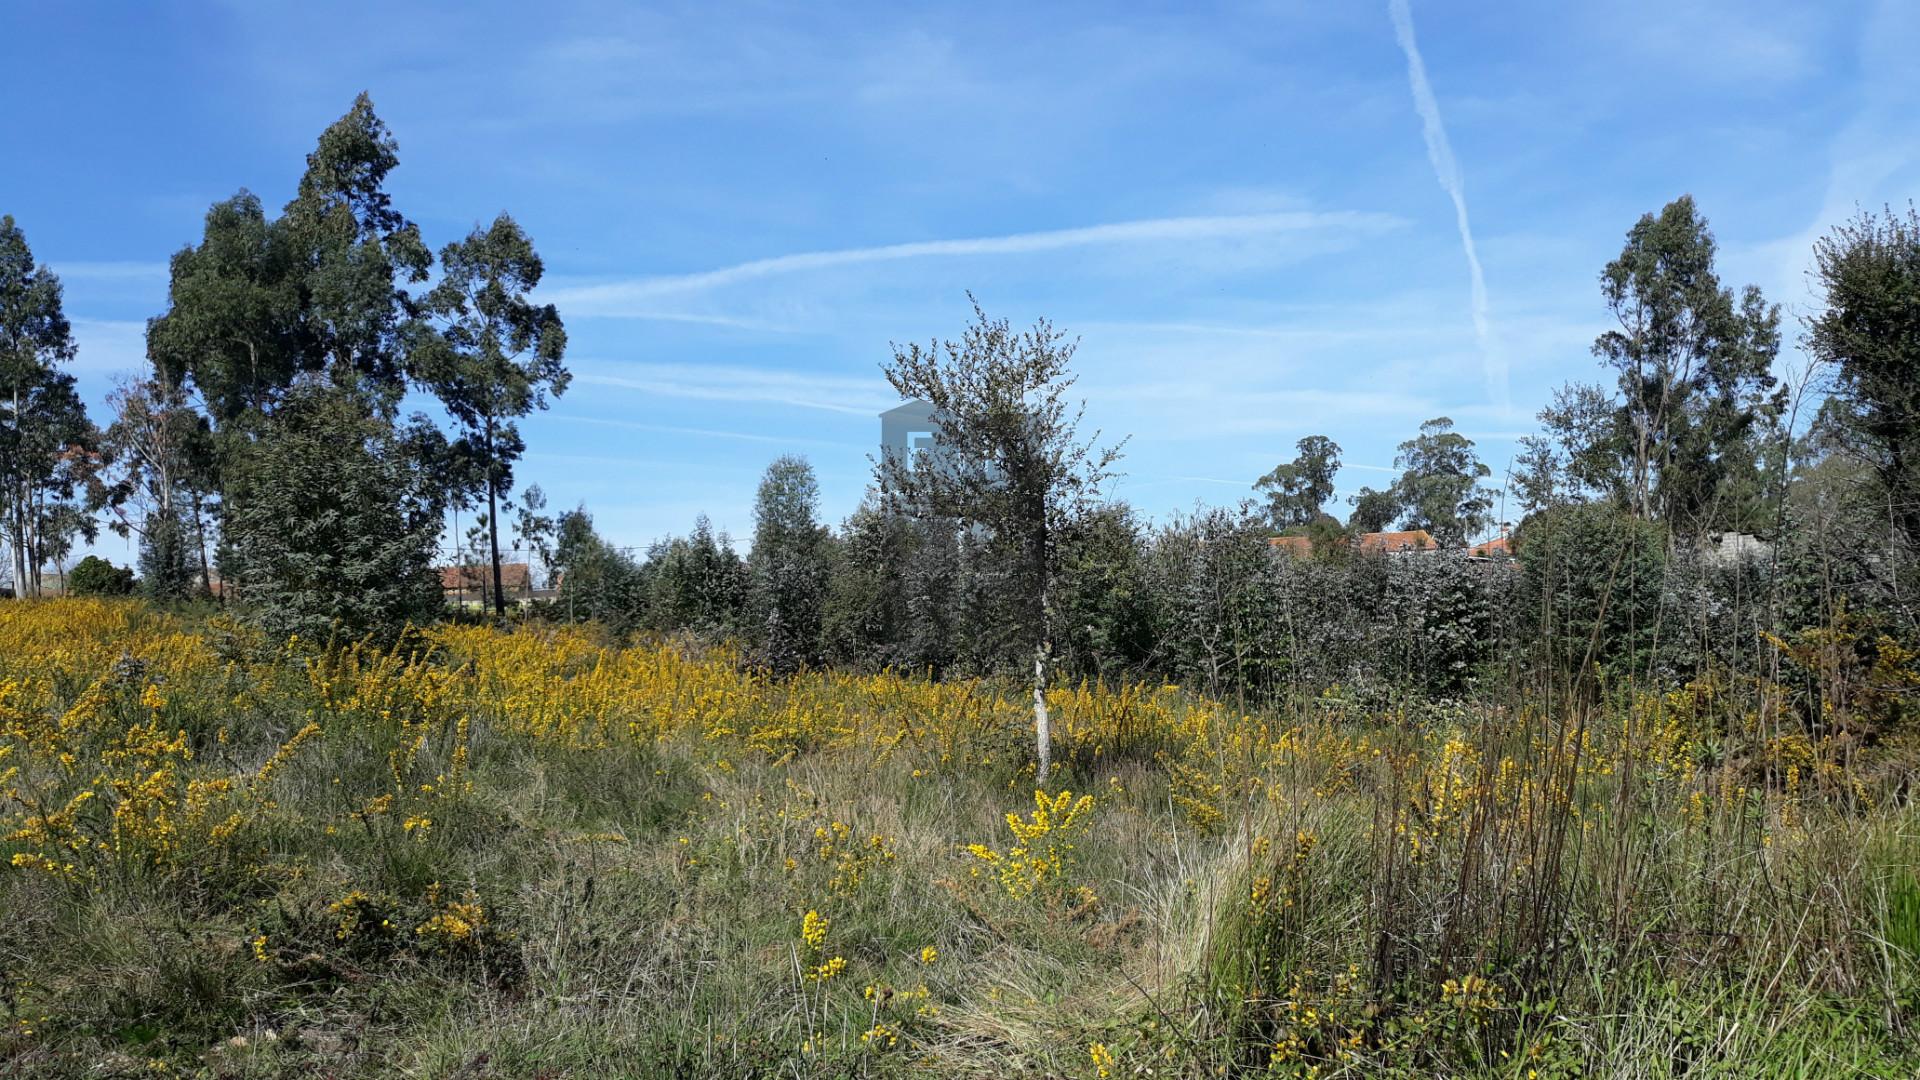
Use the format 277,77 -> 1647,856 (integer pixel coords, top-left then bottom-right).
1516,502 -> 1670,681
66,555 -> 134,597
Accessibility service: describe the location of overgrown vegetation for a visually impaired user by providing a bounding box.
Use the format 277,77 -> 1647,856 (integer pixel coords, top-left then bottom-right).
5,59 -> 1920,1080
0,599 -> 1915,1077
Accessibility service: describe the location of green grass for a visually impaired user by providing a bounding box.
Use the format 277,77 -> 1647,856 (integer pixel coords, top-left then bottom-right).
2,605 -> 1918,1077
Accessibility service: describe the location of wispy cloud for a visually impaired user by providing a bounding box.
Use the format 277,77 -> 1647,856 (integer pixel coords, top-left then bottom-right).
53,261 -> 168,283
572,362 -> 893,416
67,318 -> 149,375
552,413 -> 863,451
1387,0 -> 1506,411
545,210 -> 1403,317
1755,0 -> 1918,316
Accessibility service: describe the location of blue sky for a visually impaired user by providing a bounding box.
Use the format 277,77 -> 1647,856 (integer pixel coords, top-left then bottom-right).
6,0 -> 1917,561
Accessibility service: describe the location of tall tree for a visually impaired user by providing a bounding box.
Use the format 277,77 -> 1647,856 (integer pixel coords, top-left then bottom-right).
146,192 -> 305,431
1593,195 -> 1783,529
877,300 -> 1122,783
748,456 -> 832,674
281,92 -> 431,397
0,217 -> 98,597
1254,435 -> 1342,530
413,214 -> 568,617
98,376 -> 214,599
1346,485 -> 1401,534
1389,416 -> 1494,547
150,94 -> 456,638
1807,204 -> 1920,548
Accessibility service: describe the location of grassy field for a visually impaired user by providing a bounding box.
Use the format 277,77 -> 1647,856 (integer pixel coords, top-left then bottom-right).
1,599 -> 1917,1077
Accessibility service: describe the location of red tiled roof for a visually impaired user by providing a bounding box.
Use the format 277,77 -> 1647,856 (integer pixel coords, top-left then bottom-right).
1356,529 -> 1437,552
1270,530 -> 1441,556
439,563 -> 533,592
1468,535 -> 1512,557
1267,535 -> 1315,557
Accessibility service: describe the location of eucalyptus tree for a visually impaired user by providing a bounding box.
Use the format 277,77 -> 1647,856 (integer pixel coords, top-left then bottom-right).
0,216 -> 98,597
281,93 -> 431,397
146,191 -> 305,432
1593,195 -> 1782,530
1389,417 -> 1495,547
149,94 -> 452,637
412,214 -> 568,617
1254,435 -> 1342,530
877,299 -> 1122,783
99,376 -> 214,599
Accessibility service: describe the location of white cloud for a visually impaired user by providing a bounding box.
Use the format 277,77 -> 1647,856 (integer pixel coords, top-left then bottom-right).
1387,0 -> 1505,411
551,413 -> 863,451
53,261 -> 169,283
1755,0 -> 1920,317
67,318 -> 149,375
571,362 -> 894,416
543,210 -> 1403,317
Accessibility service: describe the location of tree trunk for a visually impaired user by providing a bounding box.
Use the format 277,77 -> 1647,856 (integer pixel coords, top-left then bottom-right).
1032,641 -> 1052,785
1031,520 -> 1053,785
8,385 -> 24,597
486,413 -> 506,619
24,482 -> 41,599
192,490 -> 213,599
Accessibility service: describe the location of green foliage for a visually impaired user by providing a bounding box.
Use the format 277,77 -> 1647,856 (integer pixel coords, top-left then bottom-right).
1052,503 -> 1153,680
1808,204 -> 1920,549
145,191 -> 305,427
1255,435 -> 1342,530
1347,485 -> 1401,533
747,456 -> 832,673
281,93 -> 431,393
136,508 -> 199,602
821,497 -> 954,673
1592,195 -> 1783,531
552,506 -> 646,634
222,382 -> 443,643
1516,501 -> 1670,678
1389,416 -> 1495,547
66,555 -> 134,597
641,516 -> 747,638
0,215 -> 98,599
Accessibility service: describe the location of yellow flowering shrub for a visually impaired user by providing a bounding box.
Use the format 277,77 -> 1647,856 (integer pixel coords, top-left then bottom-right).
966,789 -> 1097,900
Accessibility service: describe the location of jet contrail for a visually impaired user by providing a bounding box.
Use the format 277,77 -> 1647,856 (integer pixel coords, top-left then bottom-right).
1388,0 -> 1508,411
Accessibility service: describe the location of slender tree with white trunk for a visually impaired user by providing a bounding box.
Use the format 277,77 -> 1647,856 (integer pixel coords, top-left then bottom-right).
877,299 -> 1122,783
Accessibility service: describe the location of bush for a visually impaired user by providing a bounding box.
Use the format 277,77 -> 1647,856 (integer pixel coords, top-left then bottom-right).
1516,502 -> 1670,680
66,555 -> 135,597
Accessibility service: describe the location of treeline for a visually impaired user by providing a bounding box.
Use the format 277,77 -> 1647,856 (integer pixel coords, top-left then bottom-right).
545,198 -> 1920,723
7,113 -> 1920,720
0,94 -> 566,638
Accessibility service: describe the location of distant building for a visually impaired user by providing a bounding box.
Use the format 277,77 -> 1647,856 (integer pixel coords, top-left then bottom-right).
879,400 -> 941,462
1358,529 -> 1439,554
1268,535 -> 1316,558
439,562 -> 535,608
1467,532 -> 1513,559
1700,532 -> 1771,565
